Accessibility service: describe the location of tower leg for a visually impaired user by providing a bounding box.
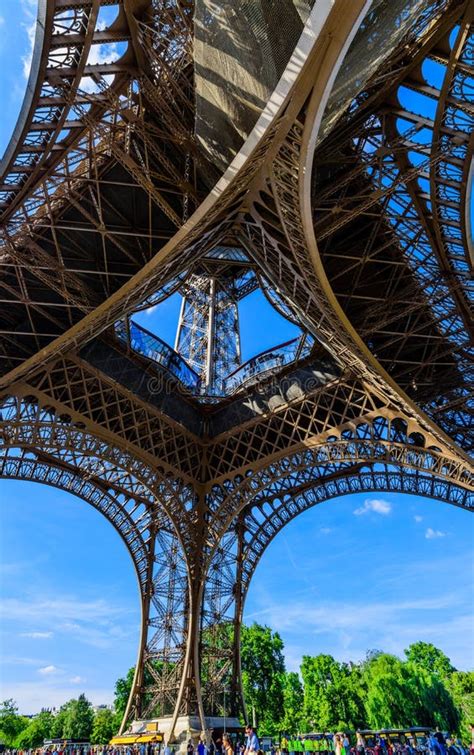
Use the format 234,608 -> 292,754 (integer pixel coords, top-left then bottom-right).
123,515 -> 246,741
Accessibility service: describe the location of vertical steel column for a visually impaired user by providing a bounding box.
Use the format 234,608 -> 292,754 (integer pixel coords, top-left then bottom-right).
205,277 -> 216,390
175,269 -> 241,396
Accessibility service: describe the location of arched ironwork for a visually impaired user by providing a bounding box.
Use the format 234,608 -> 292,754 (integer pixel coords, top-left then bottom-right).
0,393 -> 192,730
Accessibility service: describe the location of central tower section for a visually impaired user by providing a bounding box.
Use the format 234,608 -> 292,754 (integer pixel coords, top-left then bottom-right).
175,249 -> 255,396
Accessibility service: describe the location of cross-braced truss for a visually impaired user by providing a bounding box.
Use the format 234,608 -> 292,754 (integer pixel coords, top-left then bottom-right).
0,0 -> 472,741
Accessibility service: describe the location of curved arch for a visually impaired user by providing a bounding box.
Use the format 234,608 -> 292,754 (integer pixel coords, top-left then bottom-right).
240,0 -> 472,460
0,0 -> 50,173
208,413 -> 473,555
199,416 -> 472,721
0,391 -> 194,532
430,6 -> 473,319
0,445 -> 154,733
0,394 -> 193,731
222,470 -> 472,712
238,470 -> 471,597
0,0 -> 370,394
0,445 -> 151,588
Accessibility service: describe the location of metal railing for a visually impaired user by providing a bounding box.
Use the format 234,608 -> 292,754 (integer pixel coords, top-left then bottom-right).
223,333 -> 314,394
115,319 -> 201,392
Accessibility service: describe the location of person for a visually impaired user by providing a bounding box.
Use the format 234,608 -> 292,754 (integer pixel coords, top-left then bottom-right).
356,734 -> 365,755
342,736 -> 350,755
223,737 -> 233,755
244,726 -> 259,755
447,740 -> 458,755
334,737 -> 343,755
198,741 -> 206,755
436,734 -> 448,755
187,742 -> 194,755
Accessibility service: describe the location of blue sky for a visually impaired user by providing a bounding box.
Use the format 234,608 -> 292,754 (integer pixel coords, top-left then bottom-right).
0,0 -> 473,717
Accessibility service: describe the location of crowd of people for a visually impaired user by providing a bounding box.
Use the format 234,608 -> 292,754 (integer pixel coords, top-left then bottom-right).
2,725 -> 472,755
279,732 -> 470,755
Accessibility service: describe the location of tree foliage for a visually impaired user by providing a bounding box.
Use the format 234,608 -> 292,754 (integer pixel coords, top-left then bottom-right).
361,652 -> 460,732
446,670 -> 474,744
62,694 -> 94,740
241,623 -> 286,735
91,708 -> 115,745
14,711 -> 54,749
0,700 -> 29,746
280,672 -> 304,734
114,666 -> 136,723
301,655 -> 365,731
405,642 -> 456,678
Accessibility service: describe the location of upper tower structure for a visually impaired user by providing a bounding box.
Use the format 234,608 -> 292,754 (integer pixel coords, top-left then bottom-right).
174,251 -> 249,396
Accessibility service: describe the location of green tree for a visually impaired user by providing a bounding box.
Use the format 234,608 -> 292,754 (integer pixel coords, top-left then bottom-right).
362,653 -> 423,728
0,699 -> 29,746
241,623 -> 286,734
362,653 -> 459,731
280,672 -> 304,733
91,708 -> 115,745
301,655 -> 364,731
114,667 -> 136,723
62,694 -> 94,740
413,665 -> 460,731
405,642 -> 456,679
14,710 -> 54,749
50,702 -> 71,739
447,671 -> 474,743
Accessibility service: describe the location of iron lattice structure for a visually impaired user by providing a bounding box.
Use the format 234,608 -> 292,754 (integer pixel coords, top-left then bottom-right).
0,0 -> 473,739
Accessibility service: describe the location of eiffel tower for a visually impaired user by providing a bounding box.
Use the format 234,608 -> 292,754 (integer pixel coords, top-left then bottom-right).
0,0 -> 472,743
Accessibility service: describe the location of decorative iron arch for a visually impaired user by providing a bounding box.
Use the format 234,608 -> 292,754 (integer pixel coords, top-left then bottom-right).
0,393 -> 193,730
238,469 -> 472,598
0,446 -> 151,588
206,465 -> 472,723
208,412 -> 473,553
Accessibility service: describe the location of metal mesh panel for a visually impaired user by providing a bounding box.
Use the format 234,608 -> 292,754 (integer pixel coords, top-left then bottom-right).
319,0 -> 450,142
195,0 -> 449,171
194,0 -> 314,171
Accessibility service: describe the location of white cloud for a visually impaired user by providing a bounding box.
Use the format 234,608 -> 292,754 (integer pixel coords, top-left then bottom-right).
69,676 -> 86,684
17,0 -> 37,77
246,592 -> 474,671
2,596 -> 139,665
3,656 -> 47,667
414,515 -> 423,523
2,595 -> 138,651
79,42 -> 120,93
425,527 -> 447,539
354,498 -> 392,516
3,596 -> 130,623
0,16 -> 5,26
319,527 -> 333,535
38,665 -> 60,675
